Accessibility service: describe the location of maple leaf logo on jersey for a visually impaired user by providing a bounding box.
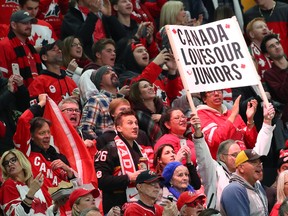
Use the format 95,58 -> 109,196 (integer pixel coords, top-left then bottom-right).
32,197 -> 48,214
5,0 -> 19,3
45,3 -> 60,18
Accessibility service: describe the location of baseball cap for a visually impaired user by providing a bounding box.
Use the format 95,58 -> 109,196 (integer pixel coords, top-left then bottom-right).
39,40 -> 62,56
69,188 -> 100,208
235,149 -> 265,167
136,170 -> 164,185
10,10 -> 37,24
177,191 -> 206,211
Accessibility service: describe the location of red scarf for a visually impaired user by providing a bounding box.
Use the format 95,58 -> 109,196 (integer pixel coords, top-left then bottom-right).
114,135 -> 146,202
8,30 -> 42,86
249,42 -> 272,82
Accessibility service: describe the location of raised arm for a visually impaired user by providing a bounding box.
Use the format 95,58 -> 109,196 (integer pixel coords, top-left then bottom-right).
253,103 -> 275,155
191,113 -> 218,208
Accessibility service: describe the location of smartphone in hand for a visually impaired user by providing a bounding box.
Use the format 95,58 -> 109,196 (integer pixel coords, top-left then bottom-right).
180,139 -> 187,147
12,63 -> 20,75
140,26 -> 147,38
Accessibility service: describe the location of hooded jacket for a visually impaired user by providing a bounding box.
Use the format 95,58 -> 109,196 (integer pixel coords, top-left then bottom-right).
220,173 -> 268,216
28,69 -> 77,104
194,122 -> 274,211
197,104 -> 258,159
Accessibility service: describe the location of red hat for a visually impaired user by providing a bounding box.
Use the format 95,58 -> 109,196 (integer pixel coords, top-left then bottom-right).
177,191 -> 206,211
69,188 -> 100,208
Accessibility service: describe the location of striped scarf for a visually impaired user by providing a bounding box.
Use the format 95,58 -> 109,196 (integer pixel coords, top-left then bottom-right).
8,30 -> 42,86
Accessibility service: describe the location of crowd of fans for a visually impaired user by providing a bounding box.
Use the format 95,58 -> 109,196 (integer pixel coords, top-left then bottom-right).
1,0 -> 288,215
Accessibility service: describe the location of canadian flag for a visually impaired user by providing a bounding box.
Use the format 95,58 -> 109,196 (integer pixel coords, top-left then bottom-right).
43,97 -> 97,187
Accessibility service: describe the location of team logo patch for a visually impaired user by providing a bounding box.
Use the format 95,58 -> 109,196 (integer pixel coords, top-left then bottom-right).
49,85 -> 56,93
96,171 -> 102,178
45,3 -> 60,17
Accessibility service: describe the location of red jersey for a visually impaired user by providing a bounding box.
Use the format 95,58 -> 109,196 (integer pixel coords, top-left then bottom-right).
124,201 -> 163,216
0,0 -> 19,39
0,179 -> 50,216
28,69 -> 77,105
0,37 -> 40,87
13,108 -> 71,205
37,0 -> 69,38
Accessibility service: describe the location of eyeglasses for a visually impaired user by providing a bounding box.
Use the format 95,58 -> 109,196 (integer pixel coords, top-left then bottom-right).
2,157 -> 18,167
223,152 -> 239,158
187,197 -> 206,208
171,115 -> 187,121
206,90 -> 223,95
71,43 -> 82,47
61,108 -> 81,113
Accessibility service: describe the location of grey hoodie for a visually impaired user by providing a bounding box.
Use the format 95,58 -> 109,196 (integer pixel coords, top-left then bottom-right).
220,173 -> 268,216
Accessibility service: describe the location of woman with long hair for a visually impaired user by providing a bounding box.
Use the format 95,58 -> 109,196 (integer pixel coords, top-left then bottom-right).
129,79 -> 167,144
61,36 -> 90,85
271,170 -> 288,216
157,1 -> 202,49
0,149 -> 53,215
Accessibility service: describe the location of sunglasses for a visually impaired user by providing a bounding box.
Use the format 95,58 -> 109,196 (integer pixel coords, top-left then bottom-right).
2,157 -> 18,167
187,197 -> 206,208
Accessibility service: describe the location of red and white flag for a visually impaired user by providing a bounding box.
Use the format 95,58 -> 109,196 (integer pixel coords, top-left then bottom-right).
43,97 -> 97,187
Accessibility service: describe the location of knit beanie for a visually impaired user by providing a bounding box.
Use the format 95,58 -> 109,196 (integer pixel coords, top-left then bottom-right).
90,65 -> 110,90
162,161 -> 182,186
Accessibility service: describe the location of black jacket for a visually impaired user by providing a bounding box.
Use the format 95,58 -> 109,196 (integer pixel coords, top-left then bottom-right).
95,133 -> 143,214
61,7 -> 99,59
0,78 -> 30,155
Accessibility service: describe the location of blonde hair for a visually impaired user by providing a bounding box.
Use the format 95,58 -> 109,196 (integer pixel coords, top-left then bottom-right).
246,17 -> 266,38
0,149 -> 32,182
159,1 -> 184,28
72,197 -> 82,216
109,98 -> 130,116
277,170 -> 288,203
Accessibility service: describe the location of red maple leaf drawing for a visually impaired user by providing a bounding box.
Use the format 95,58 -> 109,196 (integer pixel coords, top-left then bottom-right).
225,24 -> 230,29
32,197 -> 48,214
